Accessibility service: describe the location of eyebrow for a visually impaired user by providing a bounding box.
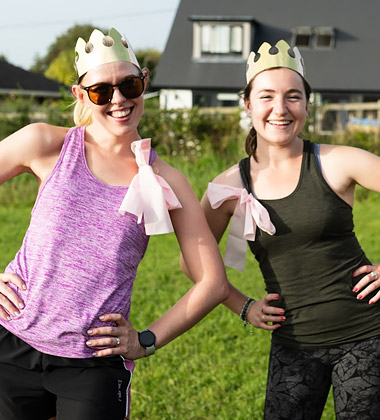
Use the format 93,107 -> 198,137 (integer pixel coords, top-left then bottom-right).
257,88 -> 304,95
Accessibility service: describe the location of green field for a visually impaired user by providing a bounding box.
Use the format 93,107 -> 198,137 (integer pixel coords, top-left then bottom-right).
0,166 -> 379,419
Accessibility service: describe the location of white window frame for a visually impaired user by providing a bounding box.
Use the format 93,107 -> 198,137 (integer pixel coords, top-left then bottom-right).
292,26 -> 335,49
193,20 -> 251,59
292,26 -> 313,48
313,26 -> 335,49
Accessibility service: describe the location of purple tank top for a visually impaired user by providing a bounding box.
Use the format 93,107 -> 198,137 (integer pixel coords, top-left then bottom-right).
2,126 -> 155,357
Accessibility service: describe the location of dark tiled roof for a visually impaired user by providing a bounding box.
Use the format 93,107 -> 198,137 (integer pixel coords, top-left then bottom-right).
0,61 -> 64,97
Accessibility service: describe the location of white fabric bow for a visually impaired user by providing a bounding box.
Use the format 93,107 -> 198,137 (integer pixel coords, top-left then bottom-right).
207,182 -> 276,271
119,139 -> 182,235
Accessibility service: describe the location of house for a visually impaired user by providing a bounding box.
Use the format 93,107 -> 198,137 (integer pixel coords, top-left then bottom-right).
0,60 -> 64,101
154,0 -> 380,111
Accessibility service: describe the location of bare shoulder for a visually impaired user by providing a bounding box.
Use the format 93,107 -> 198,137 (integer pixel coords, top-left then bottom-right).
2,123 -> 68,156
212,163 -> 241,187
152,156 -> 190,190
319,142 -> 377,162
23,123 -> 69,153
0,123 -> 70,183
319,142 -> 380,196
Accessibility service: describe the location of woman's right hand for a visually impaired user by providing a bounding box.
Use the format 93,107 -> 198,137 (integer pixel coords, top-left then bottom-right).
247,293 -> 285,331
0,272 -> 26,321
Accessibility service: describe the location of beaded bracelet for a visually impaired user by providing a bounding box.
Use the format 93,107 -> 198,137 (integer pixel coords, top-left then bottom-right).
240,297 -> 255,327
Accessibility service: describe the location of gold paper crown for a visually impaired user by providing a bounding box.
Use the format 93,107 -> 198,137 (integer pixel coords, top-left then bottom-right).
74,28 -> 140,78
246,40 -> 305,83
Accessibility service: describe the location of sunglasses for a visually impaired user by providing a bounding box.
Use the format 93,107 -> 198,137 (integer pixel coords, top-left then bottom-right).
80,74 -> 145,105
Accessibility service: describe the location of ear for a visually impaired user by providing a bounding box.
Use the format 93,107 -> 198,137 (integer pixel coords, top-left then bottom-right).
72,85 -> 85,103
142,69 -> 149,93
244,97 -> 252,117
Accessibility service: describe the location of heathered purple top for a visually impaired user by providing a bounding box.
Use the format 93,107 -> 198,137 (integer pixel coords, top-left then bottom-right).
2,126 -> 155,358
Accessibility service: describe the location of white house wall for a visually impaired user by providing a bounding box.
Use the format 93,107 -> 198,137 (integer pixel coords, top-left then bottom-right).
159,89 -> 193,110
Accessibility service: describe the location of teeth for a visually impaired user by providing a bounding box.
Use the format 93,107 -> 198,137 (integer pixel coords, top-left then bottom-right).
269,120 -> 291,126
111,109 -> 131,118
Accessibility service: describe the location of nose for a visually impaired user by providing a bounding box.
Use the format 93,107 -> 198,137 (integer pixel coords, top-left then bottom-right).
111,87 -> 126,103
273,96 -> 287,115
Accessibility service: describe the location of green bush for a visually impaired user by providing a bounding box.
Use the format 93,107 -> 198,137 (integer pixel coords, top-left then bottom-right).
140,100 -> 244,160
0,96 -> 32,139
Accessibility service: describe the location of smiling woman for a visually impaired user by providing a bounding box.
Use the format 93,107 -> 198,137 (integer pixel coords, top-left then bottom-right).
0,27 -> 229,420
183,39 -> 380,420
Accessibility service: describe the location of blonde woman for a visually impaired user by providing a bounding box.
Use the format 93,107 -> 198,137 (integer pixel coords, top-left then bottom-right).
0,28 -> 229,420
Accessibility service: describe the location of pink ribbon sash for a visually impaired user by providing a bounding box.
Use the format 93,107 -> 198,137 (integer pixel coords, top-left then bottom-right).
119,139 -> 182,235
207,182 -> 276,271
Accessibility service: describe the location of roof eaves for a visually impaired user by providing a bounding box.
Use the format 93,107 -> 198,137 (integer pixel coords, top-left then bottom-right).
189,15 -> 255,22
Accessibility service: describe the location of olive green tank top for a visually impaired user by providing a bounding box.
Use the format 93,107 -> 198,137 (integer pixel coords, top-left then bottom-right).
239,140 -> 380,349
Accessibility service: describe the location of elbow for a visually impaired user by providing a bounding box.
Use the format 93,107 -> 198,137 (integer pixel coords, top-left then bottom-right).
221,281 -> 230,302
216,276 -> 230,303
179,253 -> 194,282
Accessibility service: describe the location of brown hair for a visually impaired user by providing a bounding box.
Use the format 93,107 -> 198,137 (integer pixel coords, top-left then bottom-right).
243,71 -> 312,161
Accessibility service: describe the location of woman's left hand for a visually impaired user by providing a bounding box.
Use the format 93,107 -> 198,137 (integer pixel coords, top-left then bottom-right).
86,313 -> 146,360
352,264 -> 380,304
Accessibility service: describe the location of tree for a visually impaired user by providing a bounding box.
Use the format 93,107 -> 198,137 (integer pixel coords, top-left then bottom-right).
44,49 -> 77,86
30,24 -> 104,83
135,49 -> 162,87
30,25 -> 162,88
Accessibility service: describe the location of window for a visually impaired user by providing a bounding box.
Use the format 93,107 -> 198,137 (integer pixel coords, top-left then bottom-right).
292,27 -> 312,47
200,23 -> 243,56
292,26 -> 335,49
314,27 -> 335,48
191,17 -> 253,60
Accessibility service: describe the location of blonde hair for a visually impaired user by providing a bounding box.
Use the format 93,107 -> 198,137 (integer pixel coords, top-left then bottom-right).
73,100 -> 93,126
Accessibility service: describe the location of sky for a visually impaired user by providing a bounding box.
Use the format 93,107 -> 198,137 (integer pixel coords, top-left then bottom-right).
0,0 -> 181,70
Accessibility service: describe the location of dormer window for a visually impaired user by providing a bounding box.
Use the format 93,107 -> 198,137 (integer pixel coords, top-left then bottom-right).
200,23 -> 243,56
293,27 -> 312,47
191,16 -> 254,60
292,26 -> 335,49
314,27 -> 335,48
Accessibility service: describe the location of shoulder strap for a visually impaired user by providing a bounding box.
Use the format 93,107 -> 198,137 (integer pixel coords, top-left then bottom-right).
239,157 -> 251,192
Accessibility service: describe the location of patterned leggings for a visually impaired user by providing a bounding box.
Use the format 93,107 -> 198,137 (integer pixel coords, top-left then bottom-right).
264,336 -> 380,420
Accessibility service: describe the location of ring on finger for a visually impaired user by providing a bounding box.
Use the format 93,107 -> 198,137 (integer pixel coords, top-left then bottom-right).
370,271 -> 379,280
115,337 -> 121,346
261,314 -> 265,321
261,307 -> 265,313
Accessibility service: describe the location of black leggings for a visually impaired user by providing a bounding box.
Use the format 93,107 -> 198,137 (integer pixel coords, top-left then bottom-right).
265,336 -> 380,420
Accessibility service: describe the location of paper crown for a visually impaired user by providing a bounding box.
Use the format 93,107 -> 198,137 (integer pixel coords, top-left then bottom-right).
74,28 -> 140,78
246,40 -> 305,83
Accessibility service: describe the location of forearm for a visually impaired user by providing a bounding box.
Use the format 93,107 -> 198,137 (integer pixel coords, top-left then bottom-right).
181,253 -> 249,318
148,277 -> 228,350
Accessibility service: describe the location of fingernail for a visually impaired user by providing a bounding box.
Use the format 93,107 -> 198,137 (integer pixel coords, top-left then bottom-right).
18,303 -> 24,309
369,300 -> 374,305
87,329 -> 93,335
92,352 -> 98,357
21,285 -> 27,290
86,340 -> 92,346
357,294 -> 363,300
280,309 -> 285,314
281,317 -> 286,321
352,287 -> 358,292
13,311 -> 20,317
99,315 -> 105,320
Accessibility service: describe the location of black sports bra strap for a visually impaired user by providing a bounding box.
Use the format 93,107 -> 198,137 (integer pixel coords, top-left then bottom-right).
239,157 -> 251,192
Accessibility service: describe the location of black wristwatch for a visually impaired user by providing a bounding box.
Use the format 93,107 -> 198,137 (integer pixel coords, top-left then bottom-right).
138,329 -> 156,357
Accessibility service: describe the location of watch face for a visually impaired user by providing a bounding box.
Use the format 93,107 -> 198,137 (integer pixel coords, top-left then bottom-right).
139,330 -> 156,347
